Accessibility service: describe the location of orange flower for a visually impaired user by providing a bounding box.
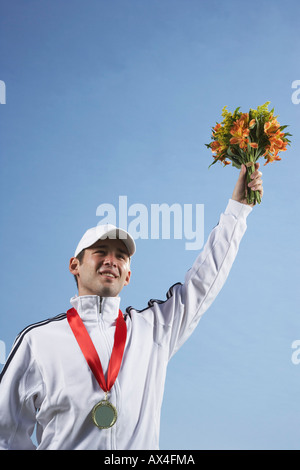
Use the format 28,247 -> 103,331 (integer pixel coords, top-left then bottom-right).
213,123 -> 222,133
263,152 -> 282,165
229,113 -> 251,150
264,137 -> 287,164
210,140 -> 221,154
263,117 -> 288,164
264,118 -> 280,135
211,140 -> 228,163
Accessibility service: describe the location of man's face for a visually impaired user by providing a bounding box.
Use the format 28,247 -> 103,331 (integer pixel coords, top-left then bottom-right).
69,238 -> 131,297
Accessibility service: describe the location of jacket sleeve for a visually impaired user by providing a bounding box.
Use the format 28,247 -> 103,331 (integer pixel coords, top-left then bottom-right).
0,333 -> 44,450
148,199 -> 252,359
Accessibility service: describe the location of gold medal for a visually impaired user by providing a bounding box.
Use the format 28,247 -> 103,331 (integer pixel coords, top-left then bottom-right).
92,398 -> 117,429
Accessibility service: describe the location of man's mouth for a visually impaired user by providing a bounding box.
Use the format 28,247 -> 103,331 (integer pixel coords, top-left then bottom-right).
99,271 -> 118,279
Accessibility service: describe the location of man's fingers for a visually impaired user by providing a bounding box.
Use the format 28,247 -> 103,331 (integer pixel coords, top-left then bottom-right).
250,170 -> 262,180
248,177 -> 263,189
249,182 -> 263,192
247,164 -> 264,198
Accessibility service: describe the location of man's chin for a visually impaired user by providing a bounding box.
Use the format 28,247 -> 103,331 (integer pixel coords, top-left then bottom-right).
78,281 -> 123,298
96,284 -> 120,298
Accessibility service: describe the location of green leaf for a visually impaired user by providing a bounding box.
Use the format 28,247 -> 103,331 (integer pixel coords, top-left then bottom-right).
255,147 -> 266,159
208,158 -> 220,168
231,160 -> 241,169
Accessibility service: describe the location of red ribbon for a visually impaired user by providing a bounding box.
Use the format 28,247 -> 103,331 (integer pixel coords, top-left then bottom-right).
67,307 -> 127,393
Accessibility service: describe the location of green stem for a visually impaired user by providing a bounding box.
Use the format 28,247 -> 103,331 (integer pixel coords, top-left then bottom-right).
245,164 -> 261,205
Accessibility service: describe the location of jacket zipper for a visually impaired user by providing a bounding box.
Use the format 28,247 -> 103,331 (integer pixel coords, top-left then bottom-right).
97,296 -> 117,450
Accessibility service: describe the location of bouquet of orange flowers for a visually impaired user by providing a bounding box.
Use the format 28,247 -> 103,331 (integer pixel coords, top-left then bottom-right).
205,102 -> 291,204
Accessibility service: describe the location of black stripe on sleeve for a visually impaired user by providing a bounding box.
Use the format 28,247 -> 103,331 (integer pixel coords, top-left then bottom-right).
125,282 -> 182,315
0,313 -> 67,383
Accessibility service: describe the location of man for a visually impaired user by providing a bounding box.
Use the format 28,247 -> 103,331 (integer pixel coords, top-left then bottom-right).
0,165 -> 263,450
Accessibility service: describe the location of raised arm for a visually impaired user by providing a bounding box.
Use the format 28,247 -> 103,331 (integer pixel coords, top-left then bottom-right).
146,165 -> 263,358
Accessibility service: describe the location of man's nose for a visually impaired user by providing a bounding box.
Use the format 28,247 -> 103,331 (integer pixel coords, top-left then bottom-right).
103,255 -> 117,266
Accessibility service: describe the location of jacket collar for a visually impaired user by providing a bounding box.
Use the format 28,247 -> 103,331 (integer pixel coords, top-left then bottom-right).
70,295 -> 121,323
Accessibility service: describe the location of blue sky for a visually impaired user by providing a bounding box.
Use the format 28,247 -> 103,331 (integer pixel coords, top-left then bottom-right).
0,0 -> 299,450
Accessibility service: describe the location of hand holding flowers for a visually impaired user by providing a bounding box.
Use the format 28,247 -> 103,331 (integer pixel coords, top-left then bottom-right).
232,162 -> 263,207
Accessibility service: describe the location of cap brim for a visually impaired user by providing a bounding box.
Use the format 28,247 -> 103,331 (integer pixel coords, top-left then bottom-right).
101,228 -> 136,257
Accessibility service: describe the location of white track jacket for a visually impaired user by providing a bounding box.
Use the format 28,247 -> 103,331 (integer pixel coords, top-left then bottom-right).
0,199 -> 252,450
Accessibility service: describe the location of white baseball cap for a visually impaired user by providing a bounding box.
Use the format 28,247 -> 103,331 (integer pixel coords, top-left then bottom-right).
74,224 -> 136,258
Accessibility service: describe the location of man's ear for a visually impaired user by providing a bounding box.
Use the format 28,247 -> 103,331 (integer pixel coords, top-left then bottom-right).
123,270 -> 131,287
69,257 -> 80,276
